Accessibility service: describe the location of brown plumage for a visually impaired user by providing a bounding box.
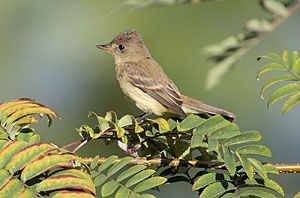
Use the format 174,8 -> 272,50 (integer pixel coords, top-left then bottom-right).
97,30 -> 235,121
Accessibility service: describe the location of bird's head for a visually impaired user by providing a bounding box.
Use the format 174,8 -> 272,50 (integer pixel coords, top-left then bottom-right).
97,30 -> 151,63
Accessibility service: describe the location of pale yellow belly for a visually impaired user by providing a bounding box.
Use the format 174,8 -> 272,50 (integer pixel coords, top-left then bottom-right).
117,77 -> 168,115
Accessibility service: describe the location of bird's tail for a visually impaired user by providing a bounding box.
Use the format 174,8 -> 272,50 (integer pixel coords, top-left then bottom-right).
181,95 -> 236,122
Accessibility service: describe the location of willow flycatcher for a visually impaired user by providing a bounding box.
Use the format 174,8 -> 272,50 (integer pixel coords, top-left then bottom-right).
97,30 -> 235,121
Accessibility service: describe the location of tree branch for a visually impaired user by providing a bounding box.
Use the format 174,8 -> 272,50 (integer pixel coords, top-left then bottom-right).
82,157 -> 300,173
205,0 -> 300,90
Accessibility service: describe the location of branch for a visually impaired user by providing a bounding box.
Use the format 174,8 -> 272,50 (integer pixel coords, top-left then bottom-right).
83,157 -> 300,173
117,0 -> 210,10
205,0 -> 300,90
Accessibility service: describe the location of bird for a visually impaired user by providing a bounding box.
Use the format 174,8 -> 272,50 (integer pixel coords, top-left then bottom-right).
96,30 -> 235,121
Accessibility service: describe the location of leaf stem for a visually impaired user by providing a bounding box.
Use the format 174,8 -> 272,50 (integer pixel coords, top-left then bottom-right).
83,157 -> 300,173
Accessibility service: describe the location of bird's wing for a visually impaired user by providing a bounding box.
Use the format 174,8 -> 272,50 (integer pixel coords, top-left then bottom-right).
123,61 -> 186,118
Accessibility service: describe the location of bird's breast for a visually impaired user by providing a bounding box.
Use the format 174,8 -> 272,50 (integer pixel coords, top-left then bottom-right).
116,73 -> 168,115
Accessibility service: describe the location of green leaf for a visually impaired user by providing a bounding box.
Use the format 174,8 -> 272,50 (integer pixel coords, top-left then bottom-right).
101,180 -> 119,197
257,63 -> 285,79
192,173 -> 217,190
283,50 -> 298,69
222,146 -> 236,175
125,170 -> 155,188
157,118 -> 170,133
190,128 -> 204,148
262,0 -> 288,17
293,59 -> 300,75
263,164 -> 279,175
236,153 -> 253,180
248,158 -> 266,178
16,132 -> 40,144
37,175 -> 96,195
168,119 -> 177,131
282,92 -> 300,113
260,74 -> 297,99
90,155 -> 99,170
265,178 -> 284,196
208,139 -> 218,152
107,157 -> 132,177
116,165 -> 146,182
0,140 -> 10,150
20,189 -> 38,198
97,118 -> 111,132
268,83 -> 300,108
223,131 -> 261,146
116,186 -> 130,198
199,182 -> 235,198
205,53 -> 241,90
240,189 -> 276,198
104,111 -> 118,123
118,115 -> 133,127
116,126 -> 125,138
196,115 -> 230,135
245,19 -> 272,33
98,155 -> 118,173
179,146 -> 191,159
257,53 -> 282,63
0,170 -> 11,189
293,192 -> 300,198
236,145 -> 272,157
177,114 -> 205,131
141,194 -> 156,198
221,192 -> 238,198
134,176 -> 167,192
148,118 -> 170,133
94,174 -> 108,186
210,123 -> 240,140
203,36 -> 239,56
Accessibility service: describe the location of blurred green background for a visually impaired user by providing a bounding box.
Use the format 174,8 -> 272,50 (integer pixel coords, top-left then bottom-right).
0,0 -> 299,197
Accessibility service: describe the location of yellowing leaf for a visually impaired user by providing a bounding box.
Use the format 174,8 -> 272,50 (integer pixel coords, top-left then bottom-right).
268,83 -> 300,108
282,92 -> 300,113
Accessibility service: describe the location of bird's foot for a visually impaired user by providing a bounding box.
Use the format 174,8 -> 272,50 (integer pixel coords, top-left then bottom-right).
118,141 -> 141,158
136,112 -> 153,124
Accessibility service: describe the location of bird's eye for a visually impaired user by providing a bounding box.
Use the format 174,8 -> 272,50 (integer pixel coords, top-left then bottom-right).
118,45 -> 125,50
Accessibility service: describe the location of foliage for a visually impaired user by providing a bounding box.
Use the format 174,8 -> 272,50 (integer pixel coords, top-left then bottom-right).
0,98 -> 287,197
257,50 -> 300,114
0,98 -> 60,141
89,155 -> 167,197
0,98 -> 95,197
78,112 -> 283,197
203,0 -> 297,90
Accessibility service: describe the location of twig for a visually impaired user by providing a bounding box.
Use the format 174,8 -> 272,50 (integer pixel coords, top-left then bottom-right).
205,0 -> 300,90
82,157 -> 300,173
62,139 -> 84,149
72,139 -> 90,153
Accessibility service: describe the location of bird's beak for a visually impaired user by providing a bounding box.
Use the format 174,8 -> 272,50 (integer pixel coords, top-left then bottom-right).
96,44 -> 112,51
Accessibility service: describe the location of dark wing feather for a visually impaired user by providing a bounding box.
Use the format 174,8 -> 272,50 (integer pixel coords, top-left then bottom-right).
124,61 -> 186,118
